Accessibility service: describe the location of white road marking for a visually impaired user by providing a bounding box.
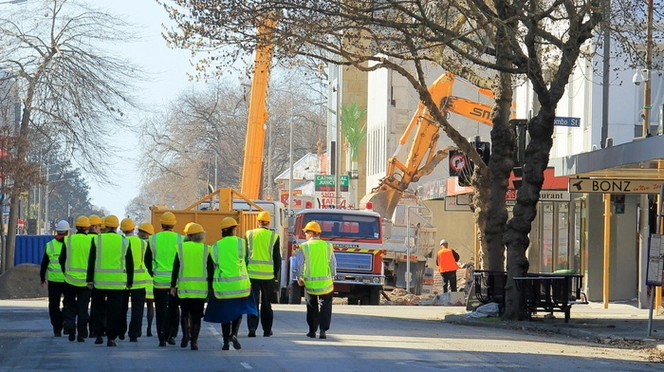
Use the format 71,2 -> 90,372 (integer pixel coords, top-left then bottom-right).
240,362 -> 252,369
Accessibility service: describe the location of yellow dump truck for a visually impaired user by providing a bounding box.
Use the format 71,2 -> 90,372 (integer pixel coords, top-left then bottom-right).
150,188 -> 286,247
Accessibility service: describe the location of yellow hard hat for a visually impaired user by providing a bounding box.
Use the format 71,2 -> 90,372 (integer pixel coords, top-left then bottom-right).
120,218 -> 135,232
104,215 -> 119,228
220,217 -> 239,230
88,215 -> 102,226
183,222 -> 195,234
257,211 -> 271,222
138,222 -> 154,235
187,223 -> 204,235
303,221 -> 322,234
75,216 -> 90,228
160,212 -> 176,225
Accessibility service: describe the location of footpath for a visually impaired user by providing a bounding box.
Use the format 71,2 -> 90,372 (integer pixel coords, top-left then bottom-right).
443,300 -> 664,352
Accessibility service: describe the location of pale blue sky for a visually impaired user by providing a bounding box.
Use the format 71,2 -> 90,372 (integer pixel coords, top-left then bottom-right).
86,0 -> 196,218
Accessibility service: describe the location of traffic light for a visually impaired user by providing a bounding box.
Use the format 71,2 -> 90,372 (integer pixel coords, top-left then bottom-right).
613,194 -> 625,214
449,139 -> 491,187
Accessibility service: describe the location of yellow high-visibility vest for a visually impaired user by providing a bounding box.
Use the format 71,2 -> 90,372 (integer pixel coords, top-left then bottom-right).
301,239 -> 334,295
45,239 -> 65,283
211,236 -> 251,299
126,235 -> 150,289
246,228 -> 277,280
176,241 -> 209,299
64,233 -> 92,286
150,231 -> 183,289
93,233 -> 128,290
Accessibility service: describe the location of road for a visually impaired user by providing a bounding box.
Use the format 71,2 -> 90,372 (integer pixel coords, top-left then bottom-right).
0,299 -> 660,371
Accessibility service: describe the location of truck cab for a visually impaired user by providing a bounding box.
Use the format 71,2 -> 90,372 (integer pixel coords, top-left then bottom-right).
286,208 -> 385,305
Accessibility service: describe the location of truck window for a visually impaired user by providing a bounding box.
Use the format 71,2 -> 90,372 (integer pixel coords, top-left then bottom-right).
301,213 -> 380,241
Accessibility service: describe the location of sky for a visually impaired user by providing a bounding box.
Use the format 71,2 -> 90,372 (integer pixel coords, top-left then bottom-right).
82,0 -> 196,218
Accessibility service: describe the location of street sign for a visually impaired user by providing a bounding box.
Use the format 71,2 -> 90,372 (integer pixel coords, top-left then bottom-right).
314,174 -> 349,191
554,117 -> 581,127
568,179 -> 664,194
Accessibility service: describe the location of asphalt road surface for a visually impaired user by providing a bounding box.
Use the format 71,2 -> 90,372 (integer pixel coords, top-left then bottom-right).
0,299 -> 660,371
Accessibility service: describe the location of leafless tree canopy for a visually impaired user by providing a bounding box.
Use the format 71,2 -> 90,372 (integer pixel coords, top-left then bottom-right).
0,0 -> 143,181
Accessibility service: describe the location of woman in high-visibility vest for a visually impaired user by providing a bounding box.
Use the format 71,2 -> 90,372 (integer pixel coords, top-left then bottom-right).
203,217 -> 257,351
170,223 -> 211,351
137,223 -> 155,337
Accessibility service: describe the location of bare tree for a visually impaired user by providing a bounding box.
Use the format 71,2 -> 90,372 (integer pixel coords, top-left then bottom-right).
0,0 -> 142,271
137,75 -> 322,208
157,0 -> 661,319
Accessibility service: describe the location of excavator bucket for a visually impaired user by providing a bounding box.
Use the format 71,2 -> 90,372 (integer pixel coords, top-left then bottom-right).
360,190 -> 402,218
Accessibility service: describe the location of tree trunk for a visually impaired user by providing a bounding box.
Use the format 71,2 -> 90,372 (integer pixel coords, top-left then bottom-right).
5,196 -> 19,271
503,107 -> 555,320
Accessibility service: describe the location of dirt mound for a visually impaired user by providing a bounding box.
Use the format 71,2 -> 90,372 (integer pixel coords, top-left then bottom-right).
0,263 -> 47,299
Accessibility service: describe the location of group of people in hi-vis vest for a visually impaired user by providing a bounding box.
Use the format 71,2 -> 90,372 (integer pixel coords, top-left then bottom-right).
40,210 -> 335,350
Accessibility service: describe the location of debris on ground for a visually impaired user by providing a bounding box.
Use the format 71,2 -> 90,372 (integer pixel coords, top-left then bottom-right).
0,264 -> 47,299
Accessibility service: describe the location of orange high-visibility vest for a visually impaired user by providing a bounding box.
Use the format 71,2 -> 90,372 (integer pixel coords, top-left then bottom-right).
437,248 -> 459,273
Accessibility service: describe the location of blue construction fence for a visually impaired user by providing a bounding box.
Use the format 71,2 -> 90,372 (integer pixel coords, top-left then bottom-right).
12,235 -> 55,266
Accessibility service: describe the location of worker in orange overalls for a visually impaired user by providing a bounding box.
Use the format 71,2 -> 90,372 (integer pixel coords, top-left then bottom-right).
436,239 -> 460,293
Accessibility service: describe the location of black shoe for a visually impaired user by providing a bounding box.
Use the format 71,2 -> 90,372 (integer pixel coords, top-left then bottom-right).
158,340 -> 166,347
68,332 -> 76,342
118,334 -> 125,340
63,328 -> 70,335
319,331 -> 327,339
247,331 -> 256,338
77,336 -> 85,342
222,343 -> 230,350
107,339 -> 117,347
146,330 -> 153,337
167,337 -> 176,345
231,335 -> 241,350
94,336 -> 104,345
306,332 -> 316,338
54,331 -> 62,337
129,337 -> 138,342
263,331 -> 273,337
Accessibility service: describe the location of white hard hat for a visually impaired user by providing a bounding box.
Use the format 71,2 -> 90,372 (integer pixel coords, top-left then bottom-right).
56,220 -> 70,232
439,239 -> 448,245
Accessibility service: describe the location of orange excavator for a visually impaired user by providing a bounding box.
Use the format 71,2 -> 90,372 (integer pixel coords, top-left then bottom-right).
360,72 -> 495,217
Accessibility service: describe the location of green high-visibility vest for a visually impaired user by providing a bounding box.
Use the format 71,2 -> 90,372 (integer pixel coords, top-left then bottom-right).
93,233 -> 128,290
150,231 -> 183,289
211,236 -> 251,299
45,239 -> 65,283
64,233 -> 92,286
126,235 -> 150,290
246,228 -> 277,280
301,239 -> 334,295
176,241 -> 209,299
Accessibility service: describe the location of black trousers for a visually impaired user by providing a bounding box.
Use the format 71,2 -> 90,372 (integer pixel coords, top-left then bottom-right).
47,281 -> 66,333
247,278 -> 274,333
441,271 -> 458,293
180,298 -> 205,326
62,283 -> 91,336
92,288 -> 124,341
304,291 -> 333,333
127,288 -> 146,339
154,288 -> 179,341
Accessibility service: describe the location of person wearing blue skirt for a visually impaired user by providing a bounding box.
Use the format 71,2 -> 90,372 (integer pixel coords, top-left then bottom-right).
204,217 -> 257,350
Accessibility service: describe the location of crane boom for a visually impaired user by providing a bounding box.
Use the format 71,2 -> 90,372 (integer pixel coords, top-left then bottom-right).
360,72 -> 495,217
240,19 -> 276,199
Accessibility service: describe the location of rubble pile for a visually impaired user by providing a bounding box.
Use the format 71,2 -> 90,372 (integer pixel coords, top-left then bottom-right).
0,263 -> 47,299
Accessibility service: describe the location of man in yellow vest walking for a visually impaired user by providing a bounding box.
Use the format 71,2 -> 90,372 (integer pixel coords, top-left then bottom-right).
39,220 -> 69,337
120,218 -> 151,342
89,215 -> 134,347
246,211 -> 281,337
293,221 -> 336,339
60,216 -> 94,342
150,212 -> 183,347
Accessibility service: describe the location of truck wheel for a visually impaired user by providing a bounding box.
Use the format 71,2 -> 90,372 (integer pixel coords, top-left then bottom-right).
279,287 -> 288,304
368,286 -> 381,305
288,282 -> 302,305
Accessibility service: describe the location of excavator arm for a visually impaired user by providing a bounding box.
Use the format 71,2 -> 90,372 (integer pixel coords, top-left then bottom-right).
361,73 -> 495,217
